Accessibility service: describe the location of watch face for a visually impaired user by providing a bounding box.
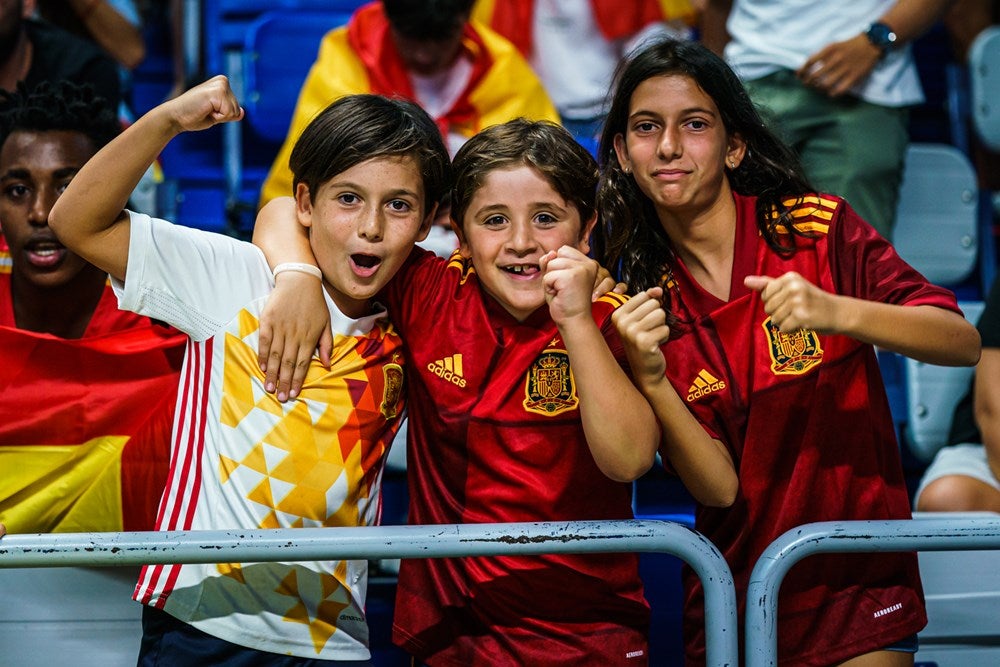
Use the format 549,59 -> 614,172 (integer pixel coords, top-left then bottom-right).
868,22 -> 897,50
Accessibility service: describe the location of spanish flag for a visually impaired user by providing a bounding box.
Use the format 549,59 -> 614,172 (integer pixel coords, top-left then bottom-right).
0,264 -> 184,533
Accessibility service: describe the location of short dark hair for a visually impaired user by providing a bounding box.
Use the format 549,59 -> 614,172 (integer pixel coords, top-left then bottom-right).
382,0 -> 474,41
451,118 -> 598,233
0,80 -> 119,152
289,94 -> 451,216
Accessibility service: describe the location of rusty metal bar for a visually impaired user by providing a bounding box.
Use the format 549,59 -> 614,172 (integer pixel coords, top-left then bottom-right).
0,519 -> 738,666
745,516 -> 1000,667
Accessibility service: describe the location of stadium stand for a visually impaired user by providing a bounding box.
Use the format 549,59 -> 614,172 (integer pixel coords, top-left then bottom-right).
226,8 -> 356,229
0,567 -> 142,665
904,302 -> 986,465
129,1 -> 366,236
970,26 -> 1000,153
913,514 -> 1000,666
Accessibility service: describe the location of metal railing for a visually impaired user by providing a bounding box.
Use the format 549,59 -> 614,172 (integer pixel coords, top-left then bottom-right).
0,519 -> 739,666
745,516 -> 1000,667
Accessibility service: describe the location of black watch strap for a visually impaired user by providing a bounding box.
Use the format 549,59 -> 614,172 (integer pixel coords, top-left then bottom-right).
866,22 -> 898,58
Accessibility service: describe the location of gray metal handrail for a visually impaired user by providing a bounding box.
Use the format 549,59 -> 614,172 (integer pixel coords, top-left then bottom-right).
0,519 -> 739,666
745,517 -> 1000,667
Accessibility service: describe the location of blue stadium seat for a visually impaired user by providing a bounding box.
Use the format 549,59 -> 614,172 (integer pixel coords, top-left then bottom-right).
892,143 -> 979,291
220,7 -> 359,233
970,26 -> 1000,154
201,0 -> 364,76
914,511 -> 1000,666
242,10 -> 354,144
903,301 -> 985,464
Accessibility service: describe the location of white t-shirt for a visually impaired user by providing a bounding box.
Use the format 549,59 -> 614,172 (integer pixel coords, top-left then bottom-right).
529,0 -> 674,120
114,212 -> 406,660
410,54 -> 474,157
723,0 -> 924,106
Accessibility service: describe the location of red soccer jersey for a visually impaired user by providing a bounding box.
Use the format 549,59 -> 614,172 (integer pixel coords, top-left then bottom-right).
384,249 -> 650,666
666,193 -> 957,665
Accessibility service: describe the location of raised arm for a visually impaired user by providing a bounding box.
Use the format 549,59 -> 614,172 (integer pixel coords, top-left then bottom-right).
613,288 -> 739,507
541,247 -> 660,482
49,76 -> 243,281
252,197 -> 332,400
745,272 -> 982,366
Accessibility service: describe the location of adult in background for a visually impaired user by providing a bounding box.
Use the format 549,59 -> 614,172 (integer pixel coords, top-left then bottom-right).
916,275 -> 1000,513
0,0 -> 120,109
259,0 -> 558,208
701,0 -> 951,239
472,0 -> 698,150
0,81 -> 182,533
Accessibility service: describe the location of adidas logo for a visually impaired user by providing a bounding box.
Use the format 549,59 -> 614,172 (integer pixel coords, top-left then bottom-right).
687,369 -> 726,402
427,354 -> 467,388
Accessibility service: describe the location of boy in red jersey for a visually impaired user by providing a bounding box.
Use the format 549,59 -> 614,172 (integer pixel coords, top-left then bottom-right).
597,39 -> 980,665
253,118 -> 661,665
49,76 -> 451,663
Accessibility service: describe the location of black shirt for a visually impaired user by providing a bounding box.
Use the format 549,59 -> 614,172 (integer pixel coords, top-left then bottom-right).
23,18 -> 120,111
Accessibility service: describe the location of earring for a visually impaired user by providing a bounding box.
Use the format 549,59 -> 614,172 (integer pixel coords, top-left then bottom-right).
623,166 -> 631,174
729,160 -> 737,169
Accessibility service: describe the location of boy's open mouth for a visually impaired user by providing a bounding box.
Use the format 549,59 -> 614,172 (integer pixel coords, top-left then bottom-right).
352,253 -> 381,269
24,238 -> 67,268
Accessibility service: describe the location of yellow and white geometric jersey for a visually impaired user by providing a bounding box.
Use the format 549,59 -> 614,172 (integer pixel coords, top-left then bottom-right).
114,212 -> 405,660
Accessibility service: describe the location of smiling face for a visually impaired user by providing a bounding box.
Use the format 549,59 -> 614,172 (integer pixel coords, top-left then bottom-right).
296,154 -> 432,318
613,74 -> 745,225
0,129 -> 98,289
455,164 -> 596,322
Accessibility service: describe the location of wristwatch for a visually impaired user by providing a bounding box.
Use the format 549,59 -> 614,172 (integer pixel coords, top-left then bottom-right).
865,22 -> 898,58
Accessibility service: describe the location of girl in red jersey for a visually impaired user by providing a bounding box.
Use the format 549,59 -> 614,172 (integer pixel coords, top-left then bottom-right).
252,118 -> 661,665
596,38 -> 981,666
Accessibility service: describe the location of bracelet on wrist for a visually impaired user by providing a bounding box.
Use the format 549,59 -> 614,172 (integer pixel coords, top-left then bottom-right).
272,262 -> 322,280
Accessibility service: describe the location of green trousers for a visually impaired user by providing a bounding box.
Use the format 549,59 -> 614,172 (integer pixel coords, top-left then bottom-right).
745,69 -> 910,239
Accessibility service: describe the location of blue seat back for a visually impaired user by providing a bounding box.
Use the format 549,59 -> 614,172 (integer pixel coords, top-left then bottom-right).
242,9 -> 356,144
904,300 -> 985,462
892,143 -> 978,287
970,26 -> 1000,152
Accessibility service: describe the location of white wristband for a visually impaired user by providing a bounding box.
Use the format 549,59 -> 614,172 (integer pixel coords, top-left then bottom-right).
272,262 -> 322,280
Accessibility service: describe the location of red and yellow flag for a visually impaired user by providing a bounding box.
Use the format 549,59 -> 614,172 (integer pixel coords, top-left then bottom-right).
0,295 -> 184,534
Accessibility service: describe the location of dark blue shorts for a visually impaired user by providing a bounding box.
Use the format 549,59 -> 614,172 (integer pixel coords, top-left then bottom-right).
884,633 -> 919,654
138,605 -> 372,666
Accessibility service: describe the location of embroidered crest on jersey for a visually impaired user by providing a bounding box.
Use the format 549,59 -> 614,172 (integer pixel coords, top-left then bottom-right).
381,355 -> 404,419
523,349 -> 578,416
687,369 -> 727,402
763,318 -> 823,375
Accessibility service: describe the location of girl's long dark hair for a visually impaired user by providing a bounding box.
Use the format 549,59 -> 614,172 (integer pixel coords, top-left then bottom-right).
594,39 -> 815,301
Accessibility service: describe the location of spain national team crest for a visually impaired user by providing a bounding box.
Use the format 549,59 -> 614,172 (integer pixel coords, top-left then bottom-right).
380,360 -> 404,419
523,349 -> 579,416
762,318 -> 824,375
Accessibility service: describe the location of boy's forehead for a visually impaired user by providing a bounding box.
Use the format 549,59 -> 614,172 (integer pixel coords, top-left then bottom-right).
0,129 -> 97,166
328,154 -> 423,183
